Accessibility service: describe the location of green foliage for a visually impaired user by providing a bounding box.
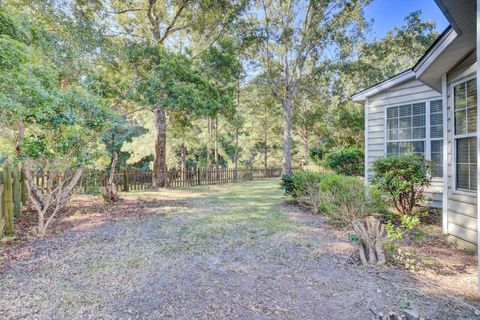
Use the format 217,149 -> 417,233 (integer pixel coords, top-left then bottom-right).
280,174 -> 295,196
325,148 -> 364,176
308,147 -> 324,164
385,215 -> 422,270
371,154 -> 432,216
318,174 -> 378,226
284,171 -> 385,226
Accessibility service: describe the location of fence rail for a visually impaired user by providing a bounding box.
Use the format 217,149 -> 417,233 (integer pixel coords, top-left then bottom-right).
18,167 -> 290,194
165,167 -> 283,188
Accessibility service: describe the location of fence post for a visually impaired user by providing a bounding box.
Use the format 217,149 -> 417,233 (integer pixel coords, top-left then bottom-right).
13,165 -> 21,217
20,169 -> 27,205
3,162 -> 14,236
0,184 -> 4,236
124,166 -> 129,192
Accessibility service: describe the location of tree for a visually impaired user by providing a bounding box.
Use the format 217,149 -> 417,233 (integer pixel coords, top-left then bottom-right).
87,0 -> 247,187
248,0 -> 369,175
0,5 -> 112,235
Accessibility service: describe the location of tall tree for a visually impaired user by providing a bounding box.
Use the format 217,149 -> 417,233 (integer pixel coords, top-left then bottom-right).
248,0 -> 369,175
93,0 -> 246,187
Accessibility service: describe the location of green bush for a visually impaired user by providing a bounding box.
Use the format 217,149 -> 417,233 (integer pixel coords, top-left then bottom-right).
325,148 -> 364,176
308,147 -> 324,164
292,171 -> 328,212
320,174 -> 383,226
371,154 -> 432,216
283,171 -> 385,226
280,174 -> 295,196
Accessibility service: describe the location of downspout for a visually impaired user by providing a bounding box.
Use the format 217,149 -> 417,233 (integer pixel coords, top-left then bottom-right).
364,98 -> 369,185
476,0 -> 480,291
441,73 -> 448,235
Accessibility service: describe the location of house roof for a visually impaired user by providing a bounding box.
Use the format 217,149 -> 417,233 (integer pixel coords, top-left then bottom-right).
351,70 -> 415,102
352,1 -> 475,103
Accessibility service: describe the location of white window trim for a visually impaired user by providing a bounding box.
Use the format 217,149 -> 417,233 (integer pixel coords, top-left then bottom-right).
451,75 -> 477,194
384,99 -> 444,180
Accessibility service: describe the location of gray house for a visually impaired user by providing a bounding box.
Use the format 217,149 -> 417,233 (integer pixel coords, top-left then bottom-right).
353,0 -> 479,251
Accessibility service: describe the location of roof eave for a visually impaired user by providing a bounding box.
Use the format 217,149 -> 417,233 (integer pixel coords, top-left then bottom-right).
413,27 -> 457,77
351,70 -> 416,103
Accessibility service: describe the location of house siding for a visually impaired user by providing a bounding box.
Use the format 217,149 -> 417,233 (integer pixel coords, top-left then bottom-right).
366,79 -> 443,208
446,51 -> 477,246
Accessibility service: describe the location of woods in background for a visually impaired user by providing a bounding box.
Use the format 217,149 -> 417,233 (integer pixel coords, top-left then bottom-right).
0,0 -> 439,200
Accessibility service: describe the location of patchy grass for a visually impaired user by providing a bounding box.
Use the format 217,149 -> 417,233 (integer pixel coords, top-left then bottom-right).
1,179 -> 480,319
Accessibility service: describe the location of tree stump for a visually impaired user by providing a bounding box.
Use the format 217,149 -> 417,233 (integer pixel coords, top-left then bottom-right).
103,151 -> 119,204
352,216 -> 386,266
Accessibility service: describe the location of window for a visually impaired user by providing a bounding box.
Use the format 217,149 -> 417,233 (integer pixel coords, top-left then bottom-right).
430,100 -> 443,177
385,100 -> 444,178
386,103 -> 426,156
454,78 -> 477,191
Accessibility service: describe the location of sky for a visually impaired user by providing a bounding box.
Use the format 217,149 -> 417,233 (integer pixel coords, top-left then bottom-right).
365,0 -> 449,40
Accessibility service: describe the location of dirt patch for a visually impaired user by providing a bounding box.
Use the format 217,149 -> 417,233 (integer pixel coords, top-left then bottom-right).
0,180 -> 479,319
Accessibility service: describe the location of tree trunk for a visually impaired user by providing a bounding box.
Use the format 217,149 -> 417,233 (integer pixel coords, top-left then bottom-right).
302,126 -> 309,167
103,151 -> 119,203
282,96 -> 293,175
215,116 -> 219,181
207,117 -> 211,167
234,82 -> 240,180
264,132 -> 268,172
180,142 -> 187,181
153,105 -> 167,188
234,125 -> 239,180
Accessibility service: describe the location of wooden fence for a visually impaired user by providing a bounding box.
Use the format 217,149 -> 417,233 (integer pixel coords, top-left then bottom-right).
165,167 -> 283,188
17,167 -> 287,194
0,163 -> 26,236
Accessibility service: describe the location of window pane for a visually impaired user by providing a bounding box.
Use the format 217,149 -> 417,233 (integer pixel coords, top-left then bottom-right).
399,117 -> 411,128
430,113 -> 442,126
412,115 -> 425,127
388,129 -> 398,140
470,164 -> 477,190
455,110 -> 467,134
467,106 -> 477,133
399,128 -> 411,140
431,140 -> 442,153
387,118 -> 398,130
470,137 -> 477,162
456,137 -> 477,190
431,125 -> 443,138
398,142 -> 412,154
454,82 -> 466,110
431,152 -> 442,164
457,138 -> 470,163
412,141 -> 425,154
387,142 -> 398,155
457,164 -> 469,189
430,100 -> 443,113
412,103 -> 426,115
399,105 -> 411,117
467,78 -> 477,107
387,106 -> 398,119
412,127 -> 426,139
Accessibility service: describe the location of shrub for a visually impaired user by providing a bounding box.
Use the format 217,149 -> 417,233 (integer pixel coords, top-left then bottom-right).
308,147 -> 324,164
280,174 -> 295,196
325,148 -> 364,176
293,172 -> 326,213
371,154 -> 432,216
285,171 -> 385,226
320,174 -> 379,226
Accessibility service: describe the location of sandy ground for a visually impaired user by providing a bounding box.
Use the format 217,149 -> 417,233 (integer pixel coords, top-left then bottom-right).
0,179 -> 480,319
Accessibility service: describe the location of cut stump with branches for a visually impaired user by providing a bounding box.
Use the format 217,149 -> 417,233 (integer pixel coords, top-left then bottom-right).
103,151 -> 120,204
352,216 -> 386,266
